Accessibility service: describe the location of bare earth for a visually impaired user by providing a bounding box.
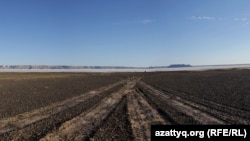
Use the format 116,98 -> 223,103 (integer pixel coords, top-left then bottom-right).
0,70 -> 249,140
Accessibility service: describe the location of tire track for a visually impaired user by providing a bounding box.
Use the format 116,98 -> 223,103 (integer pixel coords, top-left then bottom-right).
139,82 -> 225,124
88,96 -> 133,141
156,87 -> 250,124
0,81 -> 124,140
2,76 -> 246,140
127,88 -> 167,141
40,80 -> 136,141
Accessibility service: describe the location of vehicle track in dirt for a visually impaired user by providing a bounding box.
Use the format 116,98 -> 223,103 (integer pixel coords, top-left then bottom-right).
40,79 -> 137,141
0,76 -> 248,141
126,87 -> 167,141
88,96 -> 133,141
156,86 -> 250,124
0,81 -> 124,141
138,81 -> 250,125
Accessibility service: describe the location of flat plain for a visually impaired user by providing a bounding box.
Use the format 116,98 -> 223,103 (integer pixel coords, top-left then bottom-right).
0,69 -> 249,141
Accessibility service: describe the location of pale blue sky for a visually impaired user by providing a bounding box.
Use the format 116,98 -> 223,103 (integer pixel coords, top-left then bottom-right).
0,0 -> 250,67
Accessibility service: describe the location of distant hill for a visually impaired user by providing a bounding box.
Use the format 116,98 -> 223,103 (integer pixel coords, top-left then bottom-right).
168,64 -> 192,68
148,64 -> 192,69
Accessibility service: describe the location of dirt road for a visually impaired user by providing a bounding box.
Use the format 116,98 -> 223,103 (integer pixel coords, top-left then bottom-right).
0,77 -> 249,141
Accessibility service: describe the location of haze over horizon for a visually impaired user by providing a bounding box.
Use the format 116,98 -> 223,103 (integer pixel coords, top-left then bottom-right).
1,0 -> 250,67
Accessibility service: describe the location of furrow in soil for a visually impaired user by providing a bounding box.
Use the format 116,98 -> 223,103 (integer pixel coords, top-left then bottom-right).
157,87 -> 250,124
88,96 -> 133,141
0,81 -> 124,141
40,80 -> 136,141
139,82 -> 225,124
127,88 -> 167,141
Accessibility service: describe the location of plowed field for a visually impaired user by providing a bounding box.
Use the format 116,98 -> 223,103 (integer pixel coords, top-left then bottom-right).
0,70 -> 249,140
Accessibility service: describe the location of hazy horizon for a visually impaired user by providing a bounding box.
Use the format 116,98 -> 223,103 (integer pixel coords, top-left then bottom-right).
1,63 -> 250,67
1,0 -> 250,67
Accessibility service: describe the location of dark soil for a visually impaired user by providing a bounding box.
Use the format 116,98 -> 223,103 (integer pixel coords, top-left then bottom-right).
0,83 -> 123,141
89,96 -> 133,141
0,73 -> 122,119
142,69 -> 250,110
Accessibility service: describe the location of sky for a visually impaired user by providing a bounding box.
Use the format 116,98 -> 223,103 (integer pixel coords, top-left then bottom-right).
0,0 -> 250,67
